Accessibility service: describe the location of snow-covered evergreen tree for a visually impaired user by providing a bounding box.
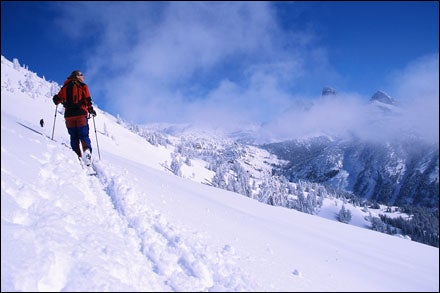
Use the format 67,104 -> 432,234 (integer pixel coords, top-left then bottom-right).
337,205 -> 352,223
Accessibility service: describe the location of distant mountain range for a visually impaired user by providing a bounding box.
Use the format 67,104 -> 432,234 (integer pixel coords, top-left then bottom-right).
259,87 -> 438,208
261,135 -> 438,208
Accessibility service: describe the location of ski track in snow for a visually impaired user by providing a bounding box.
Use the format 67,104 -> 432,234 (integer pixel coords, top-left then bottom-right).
92,159 -> 256,291
2,120 -> 256,291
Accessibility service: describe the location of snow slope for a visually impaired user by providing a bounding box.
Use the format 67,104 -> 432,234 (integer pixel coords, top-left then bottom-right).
2,56 -> 438,291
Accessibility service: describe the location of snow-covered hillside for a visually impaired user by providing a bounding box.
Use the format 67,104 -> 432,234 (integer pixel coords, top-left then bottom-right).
2,55 -> 439,291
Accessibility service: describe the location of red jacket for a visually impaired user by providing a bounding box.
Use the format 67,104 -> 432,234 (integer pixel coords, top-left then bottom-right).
55,78 -> 94,118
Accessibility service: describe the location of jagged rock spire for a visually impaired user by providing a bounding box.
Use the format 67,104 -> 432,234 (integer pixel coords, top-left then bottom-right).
322,87 -> 336,96
370,90 -> 395,105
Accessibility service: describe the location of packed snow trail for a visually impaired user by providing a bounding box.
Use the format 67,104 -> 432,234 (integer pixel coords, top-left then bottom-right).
93,159 -> 257,291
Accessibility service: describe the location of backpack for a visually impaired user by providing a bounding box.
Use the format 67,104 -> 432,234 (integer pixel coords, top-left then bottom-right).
62,81 -> 84,109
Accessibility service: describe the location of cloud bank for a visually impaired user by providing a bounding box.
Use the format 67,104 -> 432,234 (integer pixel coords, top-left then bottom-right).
261,54 -> 439,143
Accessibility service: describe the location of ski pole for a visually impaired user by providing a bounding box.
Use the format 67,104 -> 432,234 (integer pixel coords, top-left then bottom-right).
92,115 -> 101,160
51,104 -> 58,140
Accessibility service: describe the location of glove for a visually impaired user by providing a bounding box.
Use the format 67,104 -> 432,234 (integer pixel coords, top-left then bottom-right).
52,95 -> 61,105
89,108 -> 97,117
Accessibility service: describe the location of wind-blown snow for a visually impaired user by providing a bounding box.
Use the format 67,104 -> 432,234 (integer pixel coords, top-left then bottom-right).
1,56 -> 438,291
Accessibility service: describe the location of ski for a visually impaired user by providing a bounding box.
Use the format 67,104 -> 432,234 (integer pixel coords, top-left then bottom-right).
85,165 -> 97,176
78,157 -> 97,176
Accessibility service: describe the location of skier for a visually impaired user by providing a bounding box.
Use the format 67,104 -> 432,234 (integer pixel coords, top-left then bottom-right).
52,70 -> 97,166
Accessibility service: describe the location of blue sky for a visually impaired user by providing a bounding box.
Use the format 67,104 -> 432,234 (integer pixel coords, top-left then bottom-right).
2,1 -> 438,130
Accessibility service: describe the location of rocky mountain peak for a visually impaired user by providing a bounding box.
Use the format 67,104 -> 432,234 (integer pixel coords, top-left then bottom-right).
322,87 -> 337,96
370,90 -> 395,105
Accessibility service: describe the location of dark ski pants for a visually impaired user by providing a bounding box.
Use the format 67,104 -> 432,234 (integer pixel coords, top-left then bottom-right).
65,115 -> 92,157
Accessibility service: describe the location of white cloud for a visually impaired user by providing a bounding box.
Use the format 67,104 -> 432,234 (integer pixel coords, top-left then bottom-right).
258,53 -> 439,143
389,53 -> 439,143
53,2 -> 327,126
52,3 -> 438,144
